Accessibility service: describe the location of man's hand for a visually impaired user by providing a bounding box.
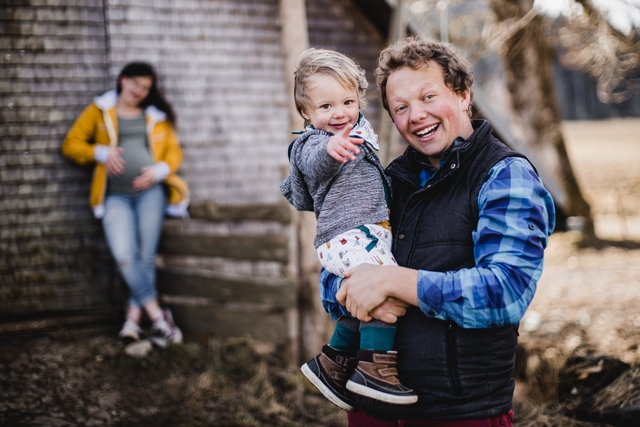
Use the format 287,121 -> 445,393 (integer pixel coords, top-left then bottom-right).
132,167 -> 155,191
326,124 -> 364,163
337,264 -> 419,321
105,147 -> 125,176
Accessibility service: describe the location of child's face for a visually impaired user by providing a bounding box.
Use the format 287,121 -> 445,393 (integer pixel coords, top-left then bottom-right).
301,74 -> 360,134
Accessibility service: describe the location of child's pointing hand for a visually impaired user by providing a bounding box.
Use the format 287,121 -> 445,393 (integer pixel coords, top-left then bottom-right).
326,124 -> 364,163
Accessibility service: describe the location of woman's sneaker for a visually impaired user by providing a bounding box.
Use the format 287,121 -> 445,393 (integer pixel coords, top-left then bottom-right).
301,345 -> 356,411
118,318 -> 142,344
149,308 -> 183,348
346,350 -> 418,405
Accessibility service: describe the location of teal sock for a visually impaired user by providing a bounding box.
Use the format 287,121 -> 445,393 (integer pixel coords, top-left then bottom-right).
360,324 -> 396,351
329,319 -> 359,355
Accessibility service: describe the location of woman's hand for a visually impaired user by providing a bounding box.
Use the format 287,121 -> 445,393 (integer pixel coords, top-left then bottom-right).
326,125 -> 363,163
105,147 -> 125,176
132,167 -> 155,191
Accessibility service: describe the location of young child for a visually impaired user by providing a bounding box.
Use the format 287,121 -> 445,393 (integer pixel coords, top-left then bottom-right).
280,48 -> 417,410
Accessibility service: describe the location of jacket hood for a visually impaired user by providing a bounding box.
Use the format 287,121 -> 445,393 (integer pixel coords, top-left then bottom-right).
93,89 -> 167,122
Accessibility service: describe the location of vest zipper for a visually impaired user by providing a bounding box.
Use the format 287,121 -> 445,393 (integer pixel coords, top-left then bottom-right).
446,321 -> 462,396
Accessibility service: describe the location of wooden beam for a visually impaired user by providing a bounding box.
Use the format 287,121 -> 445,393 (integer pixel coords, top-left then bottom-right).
167,304 -> 291,348
0,311 -> 118,335
279,0 -> 309,133
279,0 -> 311,365
187,201 -> 292,224
157,268 -> 295,308
158,233 -> 289,263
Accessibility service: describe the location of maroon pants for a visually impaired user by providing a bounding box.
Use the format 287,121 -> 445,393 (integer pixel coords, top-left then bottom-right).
347,409 -> 514,427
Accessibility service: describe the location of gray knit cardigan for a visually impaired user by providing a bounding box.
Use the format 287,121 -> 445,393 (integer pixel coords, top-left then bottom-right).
280,128 -> 392,248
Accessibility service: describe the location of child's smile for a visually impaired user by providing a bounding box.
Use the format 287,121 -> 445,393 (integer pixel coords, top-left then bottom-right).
302,74 -> 360,134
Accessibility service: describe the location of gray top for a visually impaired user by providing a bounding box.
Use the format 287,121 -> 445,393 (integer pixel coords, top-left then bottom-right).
108,115 -> 154,195
280,117 -> 392,248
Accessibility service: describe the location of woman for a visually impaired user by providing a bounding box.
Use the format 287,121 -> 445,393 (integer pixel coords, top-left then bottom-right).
62,62 -> 189,347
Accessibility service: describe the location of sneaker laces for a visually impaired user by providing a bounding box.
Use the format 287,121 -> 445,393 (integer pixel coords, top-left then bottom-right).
152,312 -> 176,339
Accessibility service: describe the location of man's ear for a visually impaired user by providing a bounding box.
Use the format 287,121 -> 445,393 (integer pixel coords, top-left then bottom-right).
460,88 -> 471,112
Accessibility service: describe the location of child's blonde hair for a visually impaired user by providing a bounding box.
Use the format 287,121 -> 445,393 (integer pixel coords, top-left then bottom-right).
294,48 -> 368,126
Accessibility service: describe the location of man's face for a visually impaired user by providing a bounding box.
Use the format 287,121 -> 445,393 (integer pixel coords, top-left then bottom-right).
386,61 -> 473,168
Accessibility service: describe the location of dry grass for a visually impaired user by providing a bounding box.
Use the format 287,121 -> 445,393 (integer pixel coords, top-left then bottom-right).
0,332 -> 347,426
513,118 -> 640,426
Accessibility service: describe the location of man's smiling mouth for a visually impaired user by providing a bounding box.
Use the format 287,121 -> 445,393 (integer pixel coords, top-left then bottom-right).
416,123 -> 438,137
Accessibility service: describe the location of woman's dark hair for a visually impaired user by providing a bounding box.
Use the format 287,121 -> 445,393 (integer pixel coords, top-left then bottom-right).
116,62 -> 177,126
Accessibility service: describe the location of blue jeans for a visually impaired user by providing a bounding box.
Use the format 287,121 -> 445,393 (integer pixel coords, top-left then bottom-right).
102,185 -> 166,309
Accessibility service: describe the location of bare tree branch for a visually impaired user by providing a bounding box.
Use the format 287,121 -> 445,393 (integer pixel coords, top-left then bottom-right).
553,0 -> 640,103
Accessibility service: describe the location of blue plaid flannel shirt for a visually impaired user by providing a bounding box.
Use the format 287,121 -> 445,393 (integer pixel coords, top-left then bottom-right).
319,156 -> 556,328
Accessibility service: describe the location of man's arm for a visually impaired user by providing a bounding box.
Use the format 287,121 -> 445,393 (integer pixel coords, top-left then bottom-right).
337,157 -> 556,328
416,157 -> 555,327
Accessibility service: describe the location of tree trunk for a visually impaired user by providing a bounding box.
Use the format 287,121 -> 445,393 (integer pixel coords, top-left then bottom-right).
487,0 -> 595,240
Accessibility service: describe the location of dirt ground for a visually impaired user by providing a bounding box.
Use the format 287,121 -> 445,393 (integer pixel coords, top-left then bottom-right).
1,119 -> 640,427
524,119 -> 640,363
512,118 -> 640,426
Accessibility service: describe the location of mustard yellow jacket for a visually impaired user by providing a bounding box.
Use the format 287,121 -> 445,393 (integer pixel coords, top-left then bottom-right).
62,90 -> 189,218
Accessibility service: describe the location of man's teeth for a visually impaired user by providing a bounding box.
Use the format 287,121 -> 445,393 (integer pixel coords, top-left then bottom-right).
416,124 -> 438,137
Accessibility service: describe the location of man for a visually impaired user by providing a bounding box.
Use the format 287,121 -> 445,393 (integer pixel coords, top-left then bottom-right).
320,36 -> 556,426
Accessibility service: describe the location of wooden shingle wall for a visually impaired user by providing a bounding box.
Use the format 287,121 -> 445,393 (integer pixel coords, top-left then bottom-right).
0,0 -> 292,327
0,0 -> 114,319
104,0 -> 290,205
99,0 -> 296,350
1,0 -> 389,360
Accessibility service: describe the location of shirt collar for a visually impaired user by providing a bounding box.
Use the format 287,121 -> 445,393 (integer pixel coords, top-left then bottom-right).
292,113 -> 380,151
412,135 -> 467,187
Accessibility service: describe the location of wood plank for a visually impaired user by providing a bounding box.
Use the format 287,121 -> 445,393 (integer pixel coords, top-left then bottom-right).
187,201 -> 292,224
156,268 -> 295,307
158,233 -> 289,262
167,304 -> 290,346
0,311 -> 118,335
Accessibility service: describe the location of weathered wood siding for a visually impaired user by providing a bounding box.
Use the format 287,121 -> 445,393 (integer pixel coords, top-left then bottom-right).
1,0 -> 114,317
1,0 -> 291,321
156,202 -> 297,356
104,0 -> 290,205
0,0 -> 388,361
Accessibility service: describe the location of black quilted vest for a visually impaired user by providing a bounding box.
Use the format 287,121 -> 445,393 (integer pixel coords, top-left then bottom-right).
352,120 -> 528,420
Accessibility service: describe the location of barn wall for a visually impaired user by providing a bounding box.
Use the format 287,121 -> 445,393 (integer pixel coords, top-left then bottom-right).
103,0 -> 290,205
0,0 -> 389,357
0,0 -> 292,321
0,0 -> 114,318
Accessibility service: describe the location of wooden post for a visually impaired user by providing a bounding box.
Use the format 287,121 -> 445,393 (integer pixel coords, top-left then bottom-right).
280,0 -> 308,133
279,0 -> 331,364
378,0 -> 408,165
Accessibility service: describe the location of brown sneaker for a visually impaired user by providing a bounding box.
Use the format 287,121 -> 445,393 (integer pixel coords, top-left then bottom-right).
346,350 -> 418,405
301,345 -> 356,411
